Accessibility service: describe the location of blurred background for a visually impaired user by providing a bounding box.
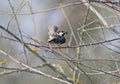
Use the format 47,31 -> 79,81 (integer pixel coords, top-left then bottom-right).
0,0 -> 120,84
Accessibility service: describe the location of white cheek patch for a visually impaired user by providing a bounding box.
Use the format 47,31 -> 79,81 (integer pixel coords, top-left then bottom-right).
58,32 -> 63,36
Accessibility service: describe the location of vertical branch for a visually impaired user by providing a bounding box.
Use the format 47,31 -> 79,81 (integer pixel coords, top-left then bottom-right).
81,0 -> 109,28
8,0 -> 23,40
60,4 -> 78,45
27,1 -> 37,40
7,0 -> 27,29
8,0 -> 28,64
0,25 -> 74,83
0,49 -> 72,84
60,3 -> 80,84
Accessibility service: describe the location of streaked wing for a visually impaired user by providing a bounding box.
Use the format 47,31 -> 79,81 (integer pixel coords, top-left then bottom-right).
54,26 -> 59,32
48,25 -> 59,36
48,25 -> 55,32
47,38 -> 54,42
47,35 -> 55,42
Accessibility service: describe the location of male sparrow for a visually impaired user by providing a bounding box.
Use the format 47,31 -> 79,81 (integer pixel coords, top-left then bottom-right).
47,25 -> 67,45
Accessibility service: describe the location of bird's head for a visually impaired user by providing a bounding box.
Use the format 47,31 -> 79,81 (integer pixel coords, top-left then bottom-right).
57,31 -> 67,36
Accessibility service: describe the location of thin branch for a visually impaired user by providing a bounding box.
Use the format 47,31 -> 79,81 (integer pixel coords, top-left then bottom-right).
60,3 -> 78,45
0,25 -> 120,50
0,25 -> 73,83
80,63 -> 120,78
81,0 -> 109,28
0,1 -> 119,15
8,0 -> 28,64
0,49 -> 72,84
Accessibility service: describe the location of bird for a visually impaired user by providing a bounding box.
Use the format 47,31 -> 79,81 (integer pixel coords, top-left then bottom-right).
47,25 -> 67,45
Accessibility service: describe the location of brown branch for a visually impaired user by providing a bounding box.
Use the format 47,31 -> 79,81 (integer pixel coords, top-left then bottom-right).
0,25 -> 73,83
1,1 -> 119,15
0,50 -> 72,84
26,37 -> 120,49
0,25 -> 120,50
80,63 -> 120,78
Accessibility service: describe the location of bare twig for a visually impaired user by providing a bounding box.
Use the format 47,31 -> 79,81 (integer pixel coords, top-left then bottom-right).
0,25 -> 120,49
0,25 -> 73,83
0,49 -> 72,84
0,1 -> 119,15
80,63 -> 120,78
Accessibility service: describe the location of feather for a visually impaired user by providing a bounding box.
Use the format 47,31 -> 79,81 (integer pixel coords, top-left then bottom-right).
48,25 -> 59,36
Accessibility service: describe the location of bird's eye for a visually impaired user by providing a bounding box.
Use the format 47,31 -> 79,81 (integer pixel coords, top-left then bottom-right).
62,33 -> 65,36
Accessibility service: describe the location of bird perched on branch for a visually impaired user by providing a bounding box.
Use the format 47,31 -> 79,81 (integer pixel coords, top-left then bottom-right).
47,25 -> 67,45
